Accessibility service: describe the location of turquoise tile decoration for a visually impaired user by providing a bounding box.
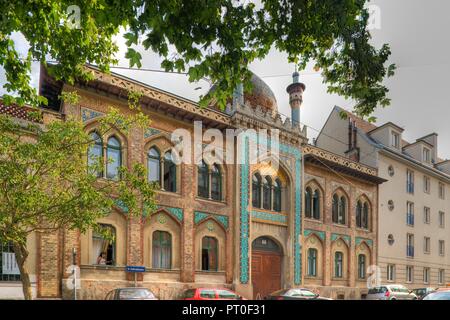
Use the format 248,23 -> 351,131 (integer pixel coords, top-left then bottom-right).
251,211 -> 287,224
144,127 -> 162,139
194,211 -> 229,230
304,229 -> 326,241
114,199 -> 129,213
81,108 -> 104,123
356,237 -> 373,247
331,233 -> 351,246
239,133 -> 302,285
155,205 -> 183,223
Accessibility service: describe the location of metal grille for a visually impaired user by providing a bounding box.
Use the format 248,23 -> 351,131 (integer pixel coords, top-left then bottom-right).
0,242 -> 21,282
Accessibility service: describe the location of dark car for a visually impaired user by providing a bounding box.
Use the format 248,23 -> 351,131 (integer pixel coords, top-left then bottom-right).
266,288 -> 332,300
105,287 -> 158,300
422,289 -> 450,300
411,287 -> 436,299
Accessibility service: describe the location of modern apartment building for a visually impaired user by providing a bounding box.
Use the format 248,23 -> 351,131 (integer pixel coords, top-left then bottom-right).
316,106 -> 450,288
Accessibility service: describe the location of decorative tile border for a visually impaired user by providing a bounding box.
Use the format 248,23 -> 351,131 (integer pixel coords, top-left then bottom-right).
144,127 -> 163,139
356,237 -> 373,247
155,205 -> 184,223
331,233 -> 351,246
251,211 -> 288,225
194,211 -> 229,230
113,199 -> 129,213
81,107 -> 104,123
239,136 -> 250,284
303,229 -> 326,241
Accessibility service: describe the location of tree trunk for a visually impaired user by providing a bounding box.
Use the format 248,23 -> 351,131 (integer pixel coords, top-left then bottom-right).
12,243 -> 33,300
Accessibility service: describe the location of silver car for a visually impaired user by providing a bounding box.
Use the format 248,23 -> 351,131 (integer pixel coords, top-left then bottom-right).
366,285 -> 417,300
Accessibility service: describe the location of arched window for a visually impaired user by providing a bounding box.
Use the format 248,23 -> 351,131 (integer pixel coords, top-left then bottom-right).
163,151 -> 176,192
88,132 -> 103,178
147,147 -> 160,183
152,231 -> 172,269
363,202 -> 369,229
307,248 -> 317,277
358,254 -> 366,279
338,196 -> 347,225
332,194 -> 339,223
356,201 -> 363,228
313,189 -> 320,220
273,179 -> 282,212
106,136 -> 121,180
92,224 -> 116,266
263,176 -> 272,210
197,160 -> 209,198
335,251 -> 343,278
201,236 -> 218,271
211,164 -> 222,201
252,173 -> 262,208
305,187 -> 313,218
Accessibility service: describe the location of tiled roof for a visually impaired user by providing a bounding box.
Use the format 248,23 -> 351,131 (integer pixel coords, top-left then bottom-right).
0,101 -> 43,123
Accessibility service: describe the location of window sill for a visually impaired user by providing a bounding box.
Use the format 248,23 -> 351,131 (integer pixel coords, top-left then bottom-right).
157,189 -> 182,197
196,197 -> 227,205
195,270 -> 226,275
80,265 -> 124,271
331,223 -> 349,228
355,227 -> 370,232
304,218 -> 322,223
252,208 -> 285,215
145,268 -> 181,274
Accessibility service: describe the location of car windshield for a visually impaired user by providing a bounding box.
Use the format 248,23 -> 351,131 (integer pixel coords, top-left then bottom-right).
423,292 -> 450,300
119,289 -> 154,299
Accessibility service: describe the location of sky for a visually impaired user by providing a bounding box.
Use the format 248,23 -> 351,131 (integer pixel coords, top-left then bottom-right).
2,0 -> 450,159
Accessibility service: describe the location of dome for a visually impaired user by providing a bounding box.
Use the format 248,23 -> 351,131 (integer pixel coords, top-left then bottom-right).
208,72 -> 278,112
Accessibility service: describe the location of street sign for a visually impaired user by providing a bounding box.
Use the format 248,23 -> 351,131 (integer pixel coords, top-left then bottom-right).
126,266 -> 146,272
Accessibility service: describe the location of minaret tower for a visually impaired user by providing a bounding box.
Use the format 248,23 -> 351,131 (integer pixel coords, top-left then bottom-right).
286,71 -> 306,127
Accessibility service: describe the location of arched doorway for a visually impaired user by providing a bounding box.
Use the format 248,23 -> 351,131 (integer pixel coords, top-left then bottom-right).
251,236 -> 282,299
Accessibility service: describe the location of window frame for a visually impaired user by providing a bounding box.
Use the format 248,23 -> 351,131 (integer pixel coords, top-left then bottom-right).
152,230 -> 172,269
106,136 -> 122,180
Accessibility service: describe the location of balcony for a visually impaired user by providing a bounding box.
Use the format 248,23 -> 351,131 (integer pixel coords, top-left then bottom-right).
406,213 -> 415,226
407,245 -> 415,258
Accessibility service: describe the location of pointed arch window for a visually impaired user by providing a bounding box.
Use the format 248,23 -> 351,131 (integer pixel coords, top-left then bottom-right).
358,254 -> 366,279
198,160 -> 209,198
338,196 -> 346,225
263,176 -> 272,210
147,147 -> 161,183
106,136 -> 121,180
163,151 -> 177,192
332,194 -> 339,223
313,189 -> 320,220
362,202 -> 369,229
152,231 -> 172,269
273,179 -> 282,212
307,248 -> 317,277
88,132 -> 103,178
356,201 -> 363,228
211,164 -> 222,201
305,187 -> 313,218
335,251 -> 343,278
252,173 -> 262,208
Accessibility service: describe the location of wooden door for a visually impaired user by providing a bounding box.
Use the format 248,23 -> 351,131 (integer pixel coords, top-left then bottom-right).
252,250 -> 281,299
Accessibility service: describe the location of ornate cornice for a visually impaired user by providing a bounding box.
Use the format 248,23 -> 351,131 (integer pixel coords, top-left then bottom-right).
303,145 -> 378,176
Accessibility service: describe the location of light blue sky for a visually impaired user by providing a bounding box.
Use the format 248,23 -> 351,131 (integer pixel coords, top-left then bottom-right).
2,0 -> 450,158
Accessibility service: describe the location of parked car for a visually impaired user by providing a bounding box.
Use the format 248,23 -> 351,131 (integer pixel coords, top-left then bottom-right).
422,288 -> 450,300
105,287 -> 158,300
411,287 -> 436,299
366,285 -> 417,300
182,288 -> 245,300
266,288 -> 332,300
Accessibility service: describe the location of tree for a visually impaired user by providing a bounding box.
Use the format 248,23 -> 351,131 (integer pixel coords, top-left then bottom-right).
0,92 -> 157,300
1,0 -> 394,119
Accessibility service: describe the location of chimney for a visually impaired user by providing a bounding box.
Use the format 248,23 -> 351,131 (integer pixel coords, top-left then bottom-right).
286,71 -> 306,127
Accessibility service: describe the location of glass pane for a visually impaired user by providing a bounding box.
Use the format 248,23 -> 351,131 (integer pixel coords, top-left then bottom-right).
106,137 -> 121,180
217,290 -> 238,299
198,161 -> 209,198
200,290 -> 216,299
163,151 -> 176,192
211,166 -> 221,201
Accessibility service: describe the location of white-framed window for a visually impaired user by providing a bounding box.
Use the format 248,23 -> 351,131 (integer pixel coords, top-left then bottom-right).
406,265 -> 414,283
438,269 -> 445,285
439,211 -> 445,228
423,267 -> 430,284
391,132 -> 400,148
387,264 -> 396,282
407,170 -> 414,194
407,201 -> 414,226
423,176 -> 430,193
439,240 -> 445,256
439,182 -> 445,200
424,207 -> 430,224
424,237 -> 430,254
423,147 -> 431,163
